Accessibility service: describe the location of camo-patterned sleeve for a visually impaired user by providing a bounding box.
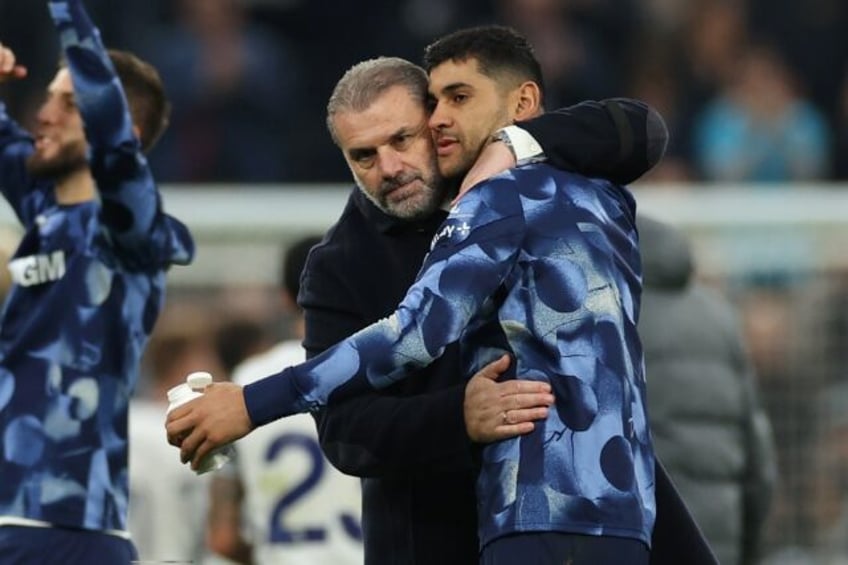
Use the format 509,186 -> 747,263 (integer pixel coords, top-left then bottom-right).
48,0 -> 193,268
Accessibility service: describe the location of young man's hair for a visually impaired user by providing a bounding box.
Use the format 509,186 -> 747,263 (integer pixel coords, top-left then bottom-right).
326,57 -> 429,145
423,25 -> 546,103
58,49 -> 170,153
107,50 -> 171,153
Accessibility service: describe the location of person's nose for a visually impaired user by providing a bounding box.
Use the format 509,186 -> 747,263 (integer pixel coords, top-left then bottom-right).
377,147 -> 404,179
428,101 -> 451,131
35,97 -> 58,125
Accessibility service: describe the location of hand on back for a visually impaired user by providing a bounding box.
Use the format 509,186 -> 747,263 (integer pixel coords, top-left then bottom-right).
463,354 -> 554,443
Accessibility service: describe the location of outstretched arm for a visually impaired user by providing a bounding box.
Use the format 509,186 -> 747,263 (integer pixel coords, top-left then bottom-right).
168,179 -> 529,469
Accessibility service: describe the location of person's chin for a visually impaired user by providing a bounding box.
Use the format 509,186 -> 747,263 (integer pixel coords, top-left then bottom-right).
437,157 -> 463,179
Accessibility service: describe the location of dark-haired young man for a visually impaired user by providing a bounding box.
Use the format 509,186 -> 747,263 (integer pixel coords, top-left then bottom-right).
0,0 -> 193,562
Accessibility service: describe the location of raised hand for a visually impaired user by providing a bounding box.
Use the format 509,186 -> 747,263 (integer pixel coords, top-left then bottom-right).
0,43 -> 27,84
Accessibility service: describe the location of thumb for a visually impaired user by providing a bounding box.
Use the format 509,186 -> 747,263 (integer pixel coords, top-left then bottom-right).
477,354 -> 511,381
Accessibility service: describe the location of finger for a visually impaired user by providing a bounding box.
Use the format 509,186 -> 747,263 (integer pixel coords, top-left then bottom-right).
192,437 -> 217,471
0,47 -> 11,73
179,428 -> 205,464
474,354 -> 511,382
508,392 -> 554,411
503,406 -> 549,425
500,379 -> 551,395
165,413 -> 194,446
0,50 -> 25,78
493,422 -> 535,439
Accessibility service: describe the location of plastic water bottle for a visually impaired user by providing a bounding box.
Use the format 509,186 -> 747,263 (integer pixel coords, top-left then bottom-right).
166,371 -> 234,475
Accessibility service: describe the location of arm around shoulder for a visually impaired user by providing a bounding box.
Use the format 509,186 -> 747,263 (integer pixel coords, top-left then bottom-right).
516,98 -> 669,184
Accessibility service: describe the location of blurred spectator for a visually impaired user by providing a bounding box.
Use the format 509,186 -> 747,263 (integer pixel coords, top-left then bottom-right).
206,236 -> 363,564
138,0 -> 302,183
496,0 -> 640,108
739,282 -> 820,553
809,382 -> 848,563
637,215 -> 777,565
680,0 -> 748,116
693,44 -> 831,182
129,303 -> 225,563
763,381 -> 848,565
627,43 -> 692,182
627,0 -> 749,182
747,0 -> 848,125
214,317 -> 274,379
695,46 -> 830,182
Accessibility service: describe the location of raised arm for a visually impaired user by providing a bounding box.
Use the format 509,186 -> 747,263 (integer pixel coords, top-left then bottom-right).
48,0 -> 135,163
48,0 -> 193,266
0,43 -> 47,224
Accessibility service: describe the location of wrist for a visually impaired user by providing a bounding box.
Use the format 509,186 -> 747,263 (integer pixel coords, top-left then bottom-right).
491,125 -> 546,166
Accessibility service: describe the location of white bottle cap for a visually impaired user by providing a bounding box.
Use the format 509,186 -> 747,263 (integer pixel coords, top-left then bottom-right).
166,383 -> 192,405
186,371 -> 213,390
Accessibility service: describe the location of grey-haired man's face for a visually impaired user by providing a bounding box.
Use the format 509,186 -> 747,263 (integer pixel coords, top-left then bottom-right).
333,85 -> 445,220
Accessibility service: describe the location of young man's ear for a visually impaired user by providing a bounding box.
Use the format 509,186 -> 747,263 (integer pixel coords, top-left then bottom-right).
132,124 -> 142,144
513,81 -> 542,121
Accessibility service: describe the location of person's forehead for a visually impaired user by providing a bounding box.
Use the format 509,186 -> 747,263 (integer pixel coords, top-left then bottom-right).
47,68 -> 75,95
335,86 -> 427,148
428,57 -> 488,93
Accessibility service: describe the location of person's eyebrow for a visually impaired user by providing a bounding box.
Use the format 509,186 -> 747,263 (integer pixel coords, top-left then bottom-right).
347,146 -> 376,161
430,81 -> 473,97
347,122 -> 426,159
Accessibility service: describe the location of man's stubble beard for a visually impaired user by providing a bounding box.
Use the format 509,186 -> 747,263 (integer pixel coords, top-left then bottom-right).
26,140 -> 88,181
354,159 -> 448,221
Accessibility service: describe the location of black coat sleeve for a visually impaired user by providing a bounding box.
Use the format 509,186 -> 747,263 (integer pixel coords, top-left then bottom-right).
517,98 -> 669,185
300,237 -> 475,478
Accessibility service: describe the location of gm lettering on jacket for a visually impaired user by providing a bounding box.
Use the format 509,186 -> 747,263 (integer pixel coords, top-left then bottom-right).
8,250 -> 67,286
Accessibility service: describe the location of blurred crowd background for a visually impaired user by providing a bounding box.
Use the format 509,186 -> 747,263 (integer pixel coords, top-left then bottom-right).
1,0 -> 847,184
3,0 -> 848,563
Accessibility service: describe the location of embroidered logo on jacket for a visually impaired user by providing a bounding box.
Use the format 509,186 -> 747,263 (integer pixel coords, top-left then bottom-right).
430,220 -> 472,250
8,251 -> 67,287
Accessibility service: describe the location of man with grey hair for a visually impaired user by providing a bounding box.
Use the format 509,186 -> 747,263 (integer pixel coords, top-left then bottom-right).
325,57 -> 446,222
